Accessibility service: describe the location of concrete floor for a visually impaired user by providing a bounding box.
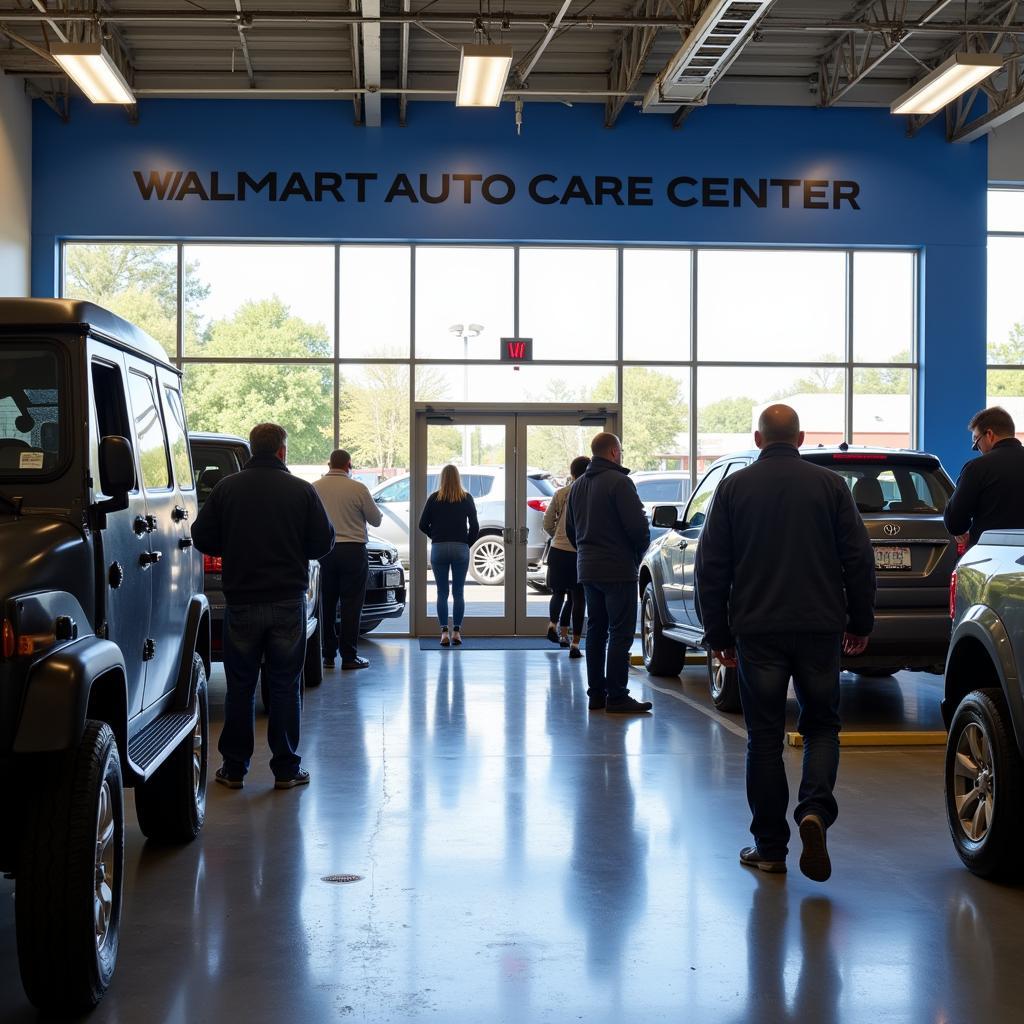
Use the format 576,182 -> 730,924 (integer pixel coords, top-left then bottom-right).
3,643 -> 1023,1022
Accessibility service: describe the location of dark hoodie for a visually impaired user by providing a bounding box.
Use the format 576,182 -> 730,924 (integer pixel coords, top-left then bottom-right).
565,456 -> 650,583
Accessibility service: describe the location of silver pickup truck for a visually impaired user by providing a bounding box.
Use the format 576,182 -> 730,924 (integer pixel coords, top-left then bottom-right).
943,529 -> 1024,879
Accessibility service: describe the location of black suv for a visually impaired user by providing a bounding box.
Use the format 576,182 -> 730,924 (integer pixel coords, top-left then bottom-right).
0,300 -> 210,1012
640,446 -> 957,711
189,433 -> 407,669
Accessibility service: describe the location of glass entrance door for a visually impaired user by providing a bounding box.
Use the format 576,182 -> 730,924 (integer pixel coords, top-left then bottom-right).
412,406 -> 618,636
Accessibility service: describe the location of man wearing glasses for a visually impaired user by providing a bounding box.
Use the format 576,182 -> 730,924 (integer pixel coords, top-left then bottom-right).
944,406 -> 1024,549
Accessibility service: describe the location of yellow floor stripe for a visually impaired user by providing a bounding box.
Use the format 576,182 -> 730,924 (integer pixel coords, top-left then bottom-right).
786,730 -> 947,748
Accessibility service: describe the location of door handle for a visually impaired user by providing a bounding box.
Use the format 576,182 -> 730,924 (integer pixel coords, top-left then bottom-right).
172,505 -> 190,522
179,536 -> 193,549
139,550 -> 163,568
518,526 -> 529,544
502,527 -> 514,544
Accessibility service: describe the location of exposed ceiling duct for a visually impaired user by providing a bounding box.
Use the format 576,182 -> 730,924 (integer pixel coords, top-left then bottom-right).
642,0 -> 776,113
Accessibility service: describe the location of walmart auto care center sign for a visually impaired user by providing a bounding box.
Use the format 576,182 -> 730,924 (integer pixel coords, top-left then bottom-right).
132,168 -> 863,211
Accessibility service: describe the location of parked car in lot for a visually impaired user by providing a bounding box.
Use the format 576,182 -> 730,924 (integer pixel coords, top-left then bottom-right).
632,471 -> 694,542
0,300 -> 210,1012
942,528 -> 1024,879
640,445 -> 957,711
189,434 -> 406,666
370,466 -> 555,585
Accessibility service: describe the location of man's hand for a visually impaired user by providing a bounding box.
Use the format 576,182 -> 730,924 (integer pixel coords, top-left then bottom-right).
714,648 -> 738,668
955,532 -> 970,550
842,633 -> 869,656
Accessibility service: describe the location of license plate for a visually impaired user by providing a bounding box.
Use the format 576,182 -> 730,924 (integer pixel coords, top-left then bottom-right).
385,569 -> 402,587
386,590 -> 395,602
875,546 -> 912,570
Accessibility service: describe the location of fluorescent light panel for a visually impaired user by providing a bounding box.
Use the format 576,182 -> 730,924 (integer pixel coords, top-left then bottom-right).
891,52 -> 1002,116
456,45 -> 513,107
52,43 -> 134,105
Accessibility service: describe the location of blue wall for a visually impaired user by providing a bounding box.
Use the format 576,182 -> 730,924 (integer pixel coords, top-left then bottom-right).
31,99 -> 989,470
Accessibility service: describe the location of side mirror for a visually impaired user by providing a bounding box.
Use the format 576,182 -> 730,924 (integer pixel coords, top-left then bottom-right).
96,435 -> 136,516
652,505 -> 683,529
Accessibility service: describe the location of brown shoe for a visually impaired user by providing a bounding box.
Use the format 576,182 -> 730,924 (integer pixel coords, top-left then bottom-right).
798,814 -> 832,882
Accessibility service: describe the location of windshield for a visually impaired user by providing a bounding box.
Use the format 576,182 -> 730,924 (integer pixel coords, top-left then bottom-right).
814,459 -> 951,514
0,347 -> 64,477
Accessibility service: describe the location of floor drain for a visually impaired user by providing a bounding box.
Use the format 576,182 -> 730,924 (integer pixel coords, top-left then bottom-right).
322,874 -> 364,884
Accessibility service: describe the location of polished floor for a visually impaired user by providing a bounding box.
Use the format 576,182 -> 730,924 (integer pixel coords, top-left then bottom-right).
2,643 -> 1023,1022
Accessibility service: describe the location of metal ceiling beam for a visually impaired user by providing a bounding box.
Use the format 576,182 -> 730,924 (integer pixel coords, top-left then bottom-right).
818,0 -> 956,107
233,1 -> 255,87
604,0 -> 674,127
361,0 -> 380,126
399,0 -> 409,125
349,0 -> 362,124
513,0 -> 574,86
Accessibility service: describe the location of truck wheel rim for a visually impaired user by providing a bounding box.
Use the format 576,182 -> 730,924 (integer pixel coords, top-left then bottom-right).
953,722 -> 995,843
472,540 -> 505,584
642,600 -> 654,661
192,717 -> 204,801
94,779 -> 116,950
710,657 -> 727,699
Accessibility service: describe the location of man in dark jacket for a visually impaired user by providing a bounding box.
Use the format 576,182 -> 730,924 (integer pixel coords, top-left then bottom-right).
944,406 -> 1024,547
193,423 -> 335,790
566,432 -> 652,714
695,405 -> 875,882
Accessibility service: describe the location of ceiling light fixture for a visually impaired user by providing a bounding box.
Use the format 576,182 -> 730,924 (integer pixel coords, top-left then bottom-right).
890,52 -> 1002,116
456,44 -> 513,107
51,42 -> 135,105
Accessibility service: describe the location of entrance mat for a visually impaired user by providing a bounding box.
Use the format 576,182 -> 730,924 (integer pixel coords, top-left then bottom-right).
417,636 -> 585,651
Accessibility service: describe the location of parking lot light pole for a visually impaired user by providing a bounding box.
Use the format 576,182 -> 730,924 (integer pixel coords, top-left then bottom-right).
449,322 -> 484,465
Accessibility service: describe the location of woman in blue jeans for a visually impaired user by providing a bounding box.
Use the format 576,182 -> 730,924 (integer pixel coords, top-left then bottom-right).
418,465 -> 480,646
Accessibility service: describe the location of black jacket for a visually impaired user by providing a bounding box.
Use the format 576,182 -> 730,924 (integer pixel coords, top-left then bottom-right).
944,438 -> 1024,546
417,493 -> 480,546
192,454 -> 335,605
695,445 -> 876,650
565,456 -> 650,583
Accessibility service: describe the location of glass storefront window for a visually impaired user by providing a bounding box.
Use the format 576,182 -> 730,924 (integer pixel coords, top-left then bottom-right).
852,367 -> 913,449
853,252 -> 915,363
340,246 -> 411,358
414,363 -> 617,404
621,366 -> 689,473
623,249 -> 691,361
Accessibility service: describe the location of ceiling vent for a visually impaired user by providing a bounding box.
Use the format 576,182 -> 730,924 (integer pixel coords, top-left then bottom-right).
642,0 -> 775,113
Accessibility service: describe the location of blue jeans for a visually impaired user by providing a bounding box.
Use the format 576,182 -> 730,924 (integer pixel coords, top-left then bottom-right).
220,598 -> 306,781
582,581 -> 638,704
431,541 -> 470,629
735,633 -> 842,860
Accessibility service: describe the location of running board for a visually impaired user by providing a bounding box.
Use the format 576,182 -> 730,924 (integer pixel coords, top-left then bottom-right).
126,709 -> 196,782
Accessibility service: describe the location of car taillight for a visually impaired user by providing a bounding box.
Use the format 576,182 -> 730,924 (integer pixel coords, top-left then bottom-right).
956,537 -> 968,557
949,569 -> 958,619
527,499 -> 549,512
203,554 -> 223,573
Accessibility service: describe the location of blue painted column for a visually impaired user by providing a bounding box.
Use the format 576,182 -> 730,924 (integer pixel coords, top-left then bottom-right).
919,242 -> 987,476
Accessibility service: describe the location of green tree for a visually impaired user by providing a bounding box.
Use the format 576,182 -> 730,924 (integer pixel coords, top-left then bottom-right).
700,396 -> 757,433
989,324 -> 1024,397
64,243 -> 208,358
593,367 -> 689,471
184,298 -> 332,463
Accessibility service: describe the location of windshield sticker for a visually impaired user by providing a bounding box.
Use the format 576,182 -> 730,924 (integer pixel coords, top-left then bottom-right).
18,452 -> 44,470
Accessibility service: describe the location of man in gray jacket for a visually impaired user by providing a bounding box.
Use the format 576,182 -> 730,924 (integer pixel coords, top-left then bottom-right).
566,433 -> 652,713
313,449 -> 383,670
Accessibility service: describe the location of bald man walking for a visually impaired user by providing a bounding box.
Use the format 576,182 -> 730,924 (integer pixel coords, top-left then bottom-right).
695,405 -> 875,881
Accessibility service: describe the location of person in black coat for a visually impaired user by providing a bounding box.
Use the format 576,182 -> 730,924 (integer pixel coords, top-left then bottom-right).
695,405 -> 875,883
566,432 -> 652,714
192,422 -> 335,790
418,464 -> 479,646
944,405 -> 1024,548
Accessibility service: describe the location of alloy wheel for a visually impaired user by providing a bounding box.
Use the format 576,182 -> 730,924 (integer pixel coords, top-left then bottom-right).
953,722 -> 995,843
642,599 -> 655,662
472,539 -> 505,584
710,656 -> 728,701
94,780 -> 116,951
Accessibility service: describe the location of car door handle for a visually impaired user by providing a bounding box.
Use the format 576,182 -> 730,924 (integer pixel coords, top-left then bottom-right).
139,551 -> 163,568
179,536 -> 193,549
172,505 -> 190,522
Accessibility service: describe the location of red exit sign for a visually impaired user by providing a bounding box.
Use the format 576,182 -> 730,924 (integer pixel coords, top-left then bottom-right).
500,337 -> 533,362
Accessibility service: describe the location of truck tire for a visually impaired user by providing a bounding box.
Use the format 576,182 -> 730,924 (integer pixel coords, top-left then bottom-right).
303,591 -> 323,689
945,688 -> 1024,879
16,721 -> 124,1012
641,583 -> 686,676
708,651 -> 742,713
469,534 -> 505,586
135,655 -> 209,844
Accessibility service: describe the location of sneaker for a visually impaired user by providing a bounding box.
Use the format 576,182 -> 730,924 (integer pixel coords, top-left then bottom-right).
605,696 -> 653,714
323,657 -> 336,669
214,767 -> 243,790
546,625 -> 560,644
559,635 -> 570,648
342,656 -> 370,670
740,846 -> 787,874
569,645 -> 583,660
588,693 -> 606,711
798,814 -> 832,882
274,768 -> 310,790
